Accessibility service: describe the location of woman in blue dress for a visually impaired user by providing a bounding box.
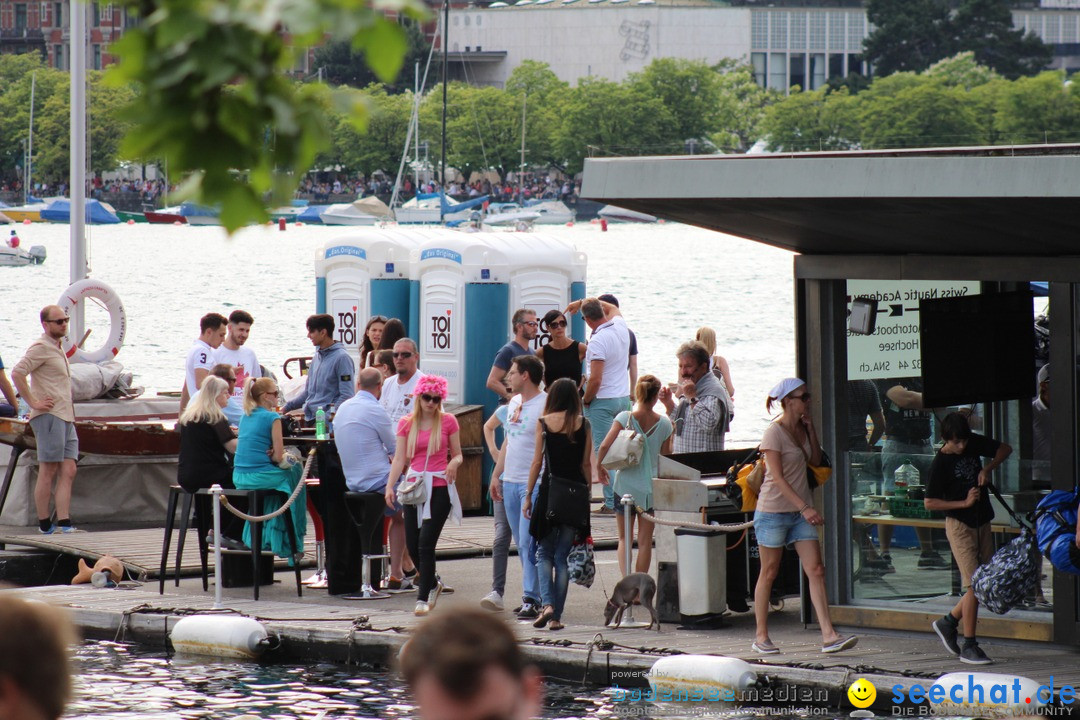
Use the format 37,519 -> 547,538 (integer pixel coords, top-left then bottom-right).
233,377 -> 306,561
597,375 -> 673,576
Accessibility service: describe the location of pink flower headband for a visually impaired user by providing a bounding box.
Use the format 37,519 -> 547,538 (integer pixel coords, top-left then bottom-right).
413,374 -> 449,400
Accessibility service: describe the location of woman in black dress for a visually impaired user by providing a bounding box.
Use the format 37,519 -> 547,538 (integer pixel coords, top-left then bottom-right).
523,378 -> 594,631
177,375 -> 246,547
535,310 -> 587,389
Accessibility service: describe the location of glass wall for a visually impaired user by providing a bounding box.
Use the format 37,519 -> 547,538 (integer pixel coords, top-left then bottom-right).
843,280 -> 1053,620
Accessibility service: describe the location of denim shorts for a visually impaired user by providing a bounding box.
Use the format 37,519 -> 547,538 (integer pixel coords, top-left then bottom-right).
753,509 -> 818,548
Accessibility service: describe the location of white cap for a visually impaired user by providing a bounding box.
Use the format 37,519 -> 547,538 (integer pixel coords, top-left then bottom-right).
769,377 -> 806,401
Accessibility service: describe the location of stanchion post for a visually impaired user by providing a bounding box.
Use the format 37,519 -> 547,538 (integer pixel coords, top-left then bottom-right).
618,493 -> 648,628
210,484 -> 224,610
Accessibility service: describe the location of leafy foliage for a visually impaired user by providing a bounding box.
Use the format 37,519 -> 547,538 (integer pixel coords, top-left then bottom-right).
313,20 -> 431,92
108,0 -> 428,231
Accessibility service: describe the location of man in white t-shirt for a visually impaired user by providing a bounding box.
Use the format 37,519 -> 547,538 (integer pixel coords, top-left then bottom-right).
180,313 -> 228,411
381,338 -> 423,424
490,355 -> 547,620
213,309 -> 260,425
579,297 -> 630,513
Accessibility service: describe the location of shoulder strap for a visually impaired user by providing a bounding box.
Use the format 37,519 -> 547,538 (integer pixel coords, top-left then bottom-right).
775,421 -> 810,461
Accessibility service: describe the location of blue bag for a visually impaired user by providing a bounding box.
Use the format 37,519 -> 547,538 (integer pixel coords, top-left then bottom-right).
1035,489 -> 1080,576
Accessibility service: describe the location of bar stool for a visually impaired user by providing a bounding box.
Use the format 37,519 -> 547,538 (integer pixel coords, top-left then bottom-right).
342,491 -> 390,600
159,486 -> 304,601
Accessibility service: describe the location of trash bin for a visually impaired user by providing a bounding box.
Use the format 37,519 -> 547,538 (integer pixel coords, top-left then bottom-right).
675,526 -> 727,622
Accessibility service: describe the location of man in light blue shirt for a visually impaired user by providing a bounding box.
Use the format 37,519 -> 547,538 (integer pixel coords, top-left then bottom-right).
334,367 -> 407,586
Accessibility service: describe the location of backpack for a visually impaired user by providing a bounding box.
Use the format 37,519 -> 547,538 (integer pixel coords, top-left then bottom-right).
971,529 -> 1039,614
1035,489 -> 1080,575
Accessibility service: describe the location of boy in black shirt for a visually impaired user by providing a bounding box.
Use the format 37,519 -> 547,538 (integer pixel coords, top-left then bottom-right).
925,412 -> 1011,665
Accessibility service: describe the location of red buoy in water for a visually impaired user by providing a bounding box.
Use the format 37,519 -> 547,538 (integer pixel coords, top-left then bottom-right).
278,217 -> 287,231
600,218 -> 608,232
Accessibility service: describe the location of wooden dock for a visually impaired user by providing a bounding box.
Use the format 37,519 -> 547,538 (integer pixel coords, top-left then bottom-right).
0,515 -> 621,580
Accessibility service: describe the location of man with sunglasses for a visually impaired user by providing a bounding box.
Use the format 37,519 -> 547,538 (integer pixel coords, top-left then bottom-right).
380,338 -> 423,424
485,309 -> 537,404
11,306 -> 80,534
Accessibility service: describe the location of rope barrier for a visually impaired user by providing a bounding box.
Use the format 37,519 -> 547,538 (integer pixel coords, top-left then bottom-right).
636,506 -> 754,533
216,448 -> 315,523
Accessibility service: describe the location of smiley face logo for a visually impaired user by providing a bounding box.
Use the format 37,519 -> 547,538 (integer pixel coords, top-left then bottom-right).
847,678 -> 877,709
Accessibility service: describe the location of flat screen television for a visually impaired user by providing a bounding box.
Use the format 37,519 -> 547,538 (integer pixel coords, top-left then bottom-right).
920,291 -> 1035,408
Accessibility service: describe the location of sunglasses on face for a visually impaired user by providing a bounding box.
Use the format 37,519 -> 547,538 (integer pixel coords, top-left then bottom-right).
47,317 -> 70,325
548,320 -> 567,328
792,393 -> 812,402
420,394 -> 442,403
393,352 -> 414,359
522,321 -> 538,327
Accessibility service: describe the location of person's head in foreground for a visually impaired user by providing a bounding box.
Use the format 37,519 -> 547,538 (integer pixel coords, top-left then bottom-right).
0,594 -> 76,720
399,609 -> 543,720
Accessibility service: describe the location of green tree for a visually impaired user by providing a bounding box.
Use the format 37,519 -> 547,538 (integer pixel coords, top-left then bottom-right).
313,20 -> 431,92
505,60 -> 567,104
924,52 -> 1002,90
109,0 -> 428,232
505,61 -> 567,171
0,55 -> 66,184
551,78 -> 673,174
864,0 -> 954,76
711,59 -> 779,152
952,0 -> 1051,80
332,85 -> 413,175
859,82 -> 984,148
760,87 -> 859,152
993,71 -> 1080,144
628,58 -> 722,143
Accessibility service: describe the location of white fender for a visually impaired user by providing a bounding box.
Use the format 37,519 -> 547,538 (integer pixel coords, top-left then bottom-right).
647,655 -> 757,703
170,615 -> 271,659
57,279 -> 126,364
928,672 -> 1048,714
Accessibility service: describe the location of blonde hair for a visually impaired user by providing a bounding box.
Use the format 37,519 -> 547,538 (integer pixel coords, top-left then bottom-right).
695,327 -> 717,356
404,393 -> 444,460
634,374 -> 662,405
179,376 -> 229,426
243,377 -> 278,415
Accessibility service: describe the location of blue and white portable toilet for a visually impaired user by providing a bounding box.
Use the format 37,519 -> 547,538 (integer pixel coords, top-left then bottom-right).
483,234 -> 587,353
314,230 -> 428,366
414,233 -> 510,405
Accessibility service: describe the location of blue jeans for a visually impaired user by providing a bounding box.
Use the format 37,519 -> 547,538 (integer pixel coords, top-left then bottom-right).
536,524 -> 577,620
586,396 -> 631,509
502,481 -> 539,604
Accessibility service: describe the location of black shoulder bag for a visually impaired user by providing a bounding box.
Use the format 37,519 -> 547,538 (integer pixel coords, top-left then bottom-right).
541,419 -> 590,529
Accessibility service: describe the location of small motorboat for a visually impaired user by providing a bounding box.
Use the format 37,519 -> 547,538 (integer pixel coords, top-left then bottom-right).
0,243 -> 47,267
483,203 -> 541,227
145,206 -> 187,224
320,203 -> 379,226
598,204 -> 657,223
179,202 -> 221,226
40,198 -> 121,224
525,200 -> 576,225
2,202 -> 49,223
115,210 -> 148,223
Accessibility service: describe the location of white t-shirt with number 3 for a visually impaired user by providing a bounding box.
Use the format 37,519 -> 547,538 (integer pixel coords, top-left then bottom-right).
184,339 -> 216,398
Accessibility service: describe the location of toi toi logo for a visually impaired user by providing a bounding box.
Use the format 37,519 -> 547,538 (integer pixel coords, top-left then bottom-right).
431,311 -> 452,350
337,307 -> 357,346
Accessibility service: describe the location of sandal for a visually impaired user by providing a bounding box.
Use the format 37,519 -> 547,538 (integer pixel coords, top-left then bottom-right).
533,605 -> 555,629
548,620 -> 565,631
751,640 -> 780,655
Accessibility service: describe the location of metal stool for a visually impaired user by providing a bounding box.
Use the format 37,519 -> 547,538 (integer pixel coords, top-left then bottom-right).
343,491 -> 390,600
159,485 -> 209,594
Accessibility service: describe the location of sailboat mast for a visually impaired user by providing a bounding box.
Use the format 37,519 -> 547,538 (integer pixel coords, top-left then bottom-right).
26,72 -> 34,206
440,0 -> 448,208
70,0 -> 88,341
519,94 -> 526,203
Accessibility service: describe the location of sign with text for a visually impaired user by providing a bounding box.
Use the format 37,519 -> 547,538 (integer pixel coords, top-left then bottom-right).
530,304 -> 561,351
846,280 -> 979,380
332,297 -> 360,354
425,302 -> 455,355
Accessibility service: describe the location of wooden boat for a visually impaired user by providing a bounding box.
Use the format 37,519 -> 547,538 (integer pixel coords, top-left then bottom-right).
0,416 -> 179,456
116,210 -> 148,223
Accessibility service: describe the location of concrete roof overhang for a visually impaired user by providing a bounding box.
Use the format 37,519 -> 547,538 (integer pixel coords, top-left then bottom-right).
580,145 -> 1080,257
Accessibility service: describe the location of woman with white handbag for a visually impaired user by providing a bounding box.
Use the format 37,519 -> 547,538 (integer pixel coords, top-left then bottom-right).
596,375 -> 673,576
384,374 -> 463,616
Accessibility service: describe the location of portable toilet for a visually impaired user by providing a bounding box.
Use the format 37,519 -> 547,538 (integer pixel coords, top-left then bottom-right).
314,230 -> 428,366
414,232 -> 510,405
482,234 -> 588,352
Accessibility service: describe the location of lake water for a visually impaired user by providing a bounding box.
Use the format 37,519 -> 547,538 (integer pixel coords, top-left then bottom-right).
71,639 -> 873,719
0,221 -> 795,444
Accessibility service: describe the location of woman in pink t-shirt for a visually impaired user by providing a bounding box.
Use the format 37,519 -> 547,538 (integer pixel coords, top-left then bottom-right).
385,374 -> 463,617
751,377 -> 857,657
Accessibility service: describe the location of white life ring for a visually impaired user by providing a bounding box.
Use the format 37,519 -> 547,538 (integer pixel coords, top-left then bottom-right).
57,279 -> 127,364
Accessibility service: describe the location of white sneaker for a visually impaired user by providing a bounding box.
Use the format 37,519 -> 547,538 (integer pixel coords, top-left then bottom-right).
480,591 -> 504,612
414,601 -> 430,616
428,579 -> 445,609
